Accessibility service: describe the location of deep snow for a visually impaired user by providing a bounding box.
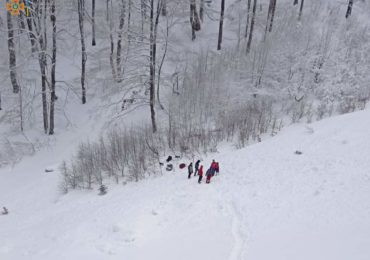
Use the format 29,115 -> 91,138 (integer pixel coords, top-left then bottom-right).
1,108 -> 370,260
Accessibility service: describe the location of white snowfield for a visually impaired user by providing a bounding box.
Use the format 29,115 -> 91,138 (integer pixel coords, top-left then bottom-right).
1,109 -> 370,260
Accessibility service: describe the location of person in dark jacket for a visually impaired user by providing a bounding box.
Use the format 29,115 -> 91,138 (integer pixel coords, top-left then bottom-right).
194,160 -> 201,176
206,168 -> 212,184
198,165 -> 203,184
188,163 -> 193,179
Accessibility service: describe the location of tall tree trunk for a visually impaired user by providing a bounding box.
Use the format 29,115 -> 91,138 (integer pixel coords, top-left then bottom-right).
141,0 -> 147,39
149,0 -> 157,133
36,0 -> 49,133
25,7 -> 37,53
190,0 -> 196,41
298,0 -> 304,21
157,15 -> 169,110
264,0 -> 272,40
78,0 -> 87,104
162,0 -> 167,16
49,0 -> 57,135
6,0 -> 20,94
345,0 -> 353,18
92,0 -> 96,46
190,0 -> 200,41
127,0 -> 132,50
217,0 -> 225,50
116,0 -> 126,83
246,0 -> 257,54
107,0 -> 117,80
264,0 -> 276,40
245,0 -> 251,37
269,0 -> 276,32
200,0 -> 205,22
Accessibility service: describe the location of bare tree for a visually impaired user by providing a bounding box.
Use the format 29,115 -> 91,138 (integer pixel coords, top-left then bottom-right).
92,0 -> 96,46
345,0 -> 353,18
49,0 -> 57,135
162,0 -> 167,16
149,0 -> 163,133
33,0 -> 50,133
6,0 -> 20,94
269,0 -> 277,32
24,1 -> 37,53
246,0 -> 257,54
141,0 -> 147,38
200,0 -> 205,22
245,0 -> 251,37
298,0 -> 304,21
78,0 -> 87,104
116,0 -> 126,83
217,0 -> 225,50
190,0 -> 201,41
264,0 -> 277,40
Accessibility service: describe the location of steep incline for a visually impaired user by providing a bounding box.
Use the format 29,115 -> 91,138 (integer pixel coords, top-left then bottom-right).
1,108 -> 370,260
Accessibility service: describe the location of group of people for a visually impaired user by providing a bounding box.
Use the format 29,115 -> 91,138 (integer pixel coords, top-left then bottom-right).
187,159 -> 219,184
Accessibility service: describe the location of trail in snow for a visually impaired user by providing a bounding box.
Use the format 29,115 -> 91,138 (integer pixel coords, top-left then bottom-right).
1,109 -> 370,260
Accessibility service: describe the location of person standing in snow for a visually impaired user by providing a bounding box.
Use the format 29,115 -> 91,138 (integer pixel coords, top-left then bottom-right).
210,160 -> 217,176
188,163 -> 193,179
194,160 -> 201,176
206,167 -> 212,184
198,165 -> 203,184
215,162 -> 219,175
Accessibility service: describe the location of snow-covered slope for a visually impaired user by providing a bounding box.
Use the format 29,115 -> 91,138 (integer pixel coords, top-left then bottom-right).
1,108 -> 370,260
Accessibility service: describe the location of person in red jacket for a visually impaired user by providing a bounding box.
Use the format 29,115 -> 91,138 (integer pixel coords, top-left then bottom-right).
215,162 -> 219,175
210,160 -> 217,176
198,165 -> 203,184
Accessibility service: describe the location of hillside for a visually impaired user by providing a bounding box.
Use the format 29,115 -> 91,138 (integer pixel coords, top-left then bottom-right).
1,0 -> 370,259
1,0 -> 370,166
1,106 -> 369,260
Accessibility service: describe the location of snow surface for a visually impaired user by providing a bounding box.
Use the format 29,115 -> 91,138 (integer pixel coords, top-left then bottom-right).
1,108 -> 370,259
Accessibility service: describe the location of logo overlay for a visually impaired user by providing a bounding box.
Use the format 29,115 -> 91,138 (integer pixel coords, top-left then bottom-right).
6,0 -> 27,16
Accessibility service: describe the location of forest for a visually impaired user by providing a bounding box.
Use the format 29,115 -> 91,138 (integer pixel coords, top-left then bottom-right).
0,0 -> 369,190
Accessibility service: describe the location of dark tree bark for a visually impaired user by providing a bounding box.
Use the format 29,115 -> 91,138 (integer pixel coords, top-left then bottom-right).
49,0 -> 57,135
200,0 -> 205,22
107,1 -> 117,80
298,0 -> 304,21
78,0 -> 87,104
245,0 -> 251,37
157,18 -> 168,111
36,0 -> 49,133
246,0 -> 257,54
116,0 -> 126,83
25,6 -> 37,53
264,0 -> 276,40
269,0 -> 277,32
217,0 -> 225,50
293,0 -> 298,5
141,0 -> 147,38
162,0 -> 167,16
149,0 -> 157,133
190,0 -> 200,41
30,0 -> 49,133
345,0 -> 353,18
92,0 -> 96,46
6,0 -> 20,94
